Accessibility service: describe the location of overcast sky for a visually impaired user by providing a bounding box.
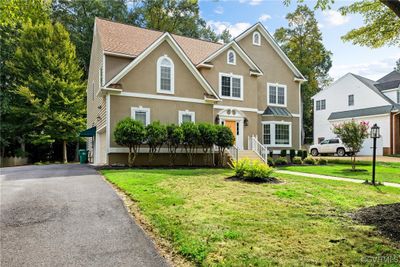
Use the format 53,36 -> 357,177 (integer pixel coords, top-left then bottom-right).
199,0 -> 400,82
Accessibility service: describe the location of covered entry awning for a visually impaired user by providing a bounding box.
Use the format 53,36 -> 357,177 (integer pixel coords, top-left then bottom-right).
79,126 -> 96,137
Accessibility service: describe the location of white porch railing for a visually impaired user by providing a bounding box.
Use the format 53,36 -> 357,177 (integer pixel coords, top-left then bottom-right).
227,145 -> 239,162
248,135 -> 268,163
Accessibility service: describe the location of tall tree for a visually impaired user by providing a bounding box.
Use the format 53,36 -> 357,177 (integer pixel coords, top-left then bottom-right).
51,0 -> 129,75
7,21 -> 86,163
284,0 -> 400,48
0,0 -> 51,156
129,0 -> 228,42
274,5 -> 332,142
395,59 -> 400,71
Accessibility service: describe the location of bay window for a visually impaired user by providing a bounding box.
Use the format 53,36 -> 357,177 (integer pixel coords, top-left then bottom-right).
262,122 -> 291,147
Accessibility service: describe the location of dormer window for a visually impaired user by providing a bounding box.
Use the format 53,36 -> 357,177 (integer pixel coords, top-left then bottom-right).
227,50 -> 236,65
157,55 -> 174,94
253,31 -> 261,46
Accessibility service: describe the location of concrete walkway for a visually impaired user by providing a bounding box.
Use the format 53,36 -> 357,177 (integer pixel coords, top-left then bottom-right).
276,170 -> 400,188
1,164 -> 168,267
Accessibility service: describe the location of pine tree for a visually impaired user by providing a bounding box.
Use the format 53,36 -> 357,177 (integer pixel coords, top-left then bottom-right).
8,20 -> 85,163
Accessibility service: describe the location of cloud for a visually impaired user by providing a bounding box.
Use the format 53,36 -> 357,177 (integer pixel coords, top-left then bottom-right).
207,21 -> 252,37
322,10 -> 350,26
259,14 -> 271,22
317,23 -> 324,29
214,6 -> 224,15
330,56 -> 400,81
239,0 -> 262,6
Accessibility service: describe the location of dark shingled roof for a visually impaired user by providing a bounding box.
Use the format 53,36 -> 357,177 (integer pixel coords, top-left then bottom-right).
375,71 -> 400,92
376,70 -> 400,83
328,105 -> 394,120
263,106 -> 292,117
351,74 -> 398,105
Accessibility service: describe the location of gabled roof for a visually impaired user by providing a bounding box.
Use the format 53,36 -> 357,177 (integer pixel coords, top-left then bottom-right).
235,22 -> 306,81
351,73 -> 397,105
374,70 -> 400,91
198,41 -> 263,75
104,32 -> 220,100
328,105 -> 394,120
95,18 -> 223,65
376,70 -> 400,83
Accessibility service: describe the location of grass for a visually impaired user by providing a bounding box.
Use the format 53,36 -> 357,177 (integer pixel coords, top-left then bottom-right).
102,168 -> 400,266
279,162 -> 400,184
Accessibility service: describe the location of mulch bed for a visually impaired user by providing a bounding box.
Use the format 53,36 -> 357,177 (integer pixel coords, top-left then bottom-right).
225,176 -> 282,184
351,203 -> 400,242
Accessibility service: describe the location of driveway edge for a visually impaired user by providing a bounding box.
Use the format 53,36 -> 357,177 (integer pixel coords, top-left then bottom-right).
99,172 -> 192,267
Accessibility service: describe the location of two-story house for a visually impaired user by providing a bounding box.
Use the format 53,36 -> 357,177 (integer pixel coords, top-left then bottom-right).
85,18 -> 306,165
312,71 -> 400,156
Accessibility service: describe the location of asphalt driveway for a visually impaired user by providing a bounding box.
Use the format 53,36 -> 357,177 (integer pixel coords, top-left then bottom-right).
0,164 -> 168,267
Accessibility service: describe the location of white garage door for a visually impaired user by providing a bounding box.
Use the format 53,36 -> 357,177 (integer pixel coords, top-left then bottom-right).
358,137 -> 383,156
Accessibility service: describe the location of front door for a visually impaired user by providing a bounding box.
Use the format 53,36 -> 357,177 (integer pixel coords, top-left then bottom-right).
223,119 -> 243,150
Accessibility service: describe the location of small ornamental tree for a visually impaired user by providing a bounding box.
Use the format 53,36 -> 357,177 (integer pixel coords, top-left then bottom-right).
166,124 -> 183,166
145,121 -> 167,163
181,122 -> 200,166
198,123 -> 217,165
215,125 -> 235,167
333,120 -> 369,170
114,118 -> 146,167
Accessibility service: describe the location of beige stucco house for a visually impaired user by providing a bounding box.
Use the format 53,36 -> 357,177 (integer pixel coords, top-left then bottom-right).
86,18 -> 306,165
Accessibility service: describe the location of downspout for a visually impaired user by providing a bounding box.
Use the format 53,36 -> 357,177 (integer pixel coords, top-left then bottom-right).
393,110 -> 400,154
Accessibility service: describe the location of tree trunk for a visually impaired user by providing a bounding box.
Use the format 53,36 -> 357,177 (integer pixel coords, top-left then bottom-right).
352,155 -> 356,170
63,140 -> 68,164
128,147 -> 132,167
74,141 -> 79,162
380,0 -> 400,18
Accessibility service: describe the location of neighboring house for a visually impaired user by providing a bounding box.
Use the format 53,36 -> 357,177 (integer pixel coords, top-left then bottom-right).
312,71 -> 400,156
85,18 -> 306,165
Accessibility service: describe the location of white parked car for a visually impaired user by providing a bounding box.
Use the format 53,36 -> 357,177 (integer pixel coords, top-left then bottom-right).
309,138 -> 351,157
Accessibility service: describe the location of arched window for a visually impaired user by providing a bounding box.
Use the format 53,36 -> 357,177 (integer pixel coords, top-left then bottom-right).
157,55 -> 174,94
253,31 -> 261,46
227,50 -> 236,65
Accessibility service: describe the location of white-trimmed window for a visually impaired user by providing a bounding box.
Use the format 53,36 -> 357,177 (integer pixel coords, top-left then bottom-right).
262,122 -> 292,147
227,50 -> 236,65
253,31 -> 261,46
316,99 -> 326,111
157,55 -> 174,94
267,83 -> 287,106
178,110 -> 195,124
219,73 -> 243,100
348,94 -> 354,106
131,106 -> 150,126
397,90 -> 400,104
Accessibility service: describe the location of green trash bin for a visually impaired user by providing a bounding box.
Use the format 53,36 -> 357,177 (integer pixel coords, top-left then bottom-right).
79,149 -> 88,164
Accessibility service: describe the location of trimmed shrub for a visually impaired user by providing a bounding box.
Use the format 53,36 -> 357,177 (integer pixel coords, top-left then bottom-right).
280,150 -> 287,157
181,122 -> 200,166
297,150 -> 303,157
303,156 -> 316,165
289,149 -> 296,160
166,124 -> 183,166
317,158 -> 328,165
267,157 -> 274,166
198,123 -> 217,165
301,150 -> 308,160
244,160 -> 274,180
233,158 -> 250,178
145,121 -> 167,163
292,156 -> 303,165
114,118 -> 146,167
269,150 -> 273,158
274,157 -> 288,166
215,125 -> 235,166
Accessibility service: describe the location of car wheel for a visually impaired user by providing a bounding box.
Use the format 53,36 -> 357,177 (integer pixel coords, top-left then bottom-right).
337,148 -> 345,157
311,148 -> 319,156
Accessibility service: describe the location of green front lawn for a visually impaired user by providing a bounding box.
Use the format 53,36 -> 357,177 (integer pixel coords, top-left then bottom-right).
102,168 -> 400,266
280,162 -> 400,184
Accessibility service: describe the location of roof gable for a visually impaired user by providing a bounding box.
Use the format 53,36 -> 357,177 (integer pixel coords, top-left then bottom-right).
198,41 -> 263,75
235,23 -> 306,81
95,18 -> 222,64
104,32 -> 220,100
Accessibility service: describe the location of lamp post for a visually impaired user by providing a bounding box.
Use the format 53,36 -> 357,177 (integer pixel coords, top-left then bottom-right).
370,124 -> 380,185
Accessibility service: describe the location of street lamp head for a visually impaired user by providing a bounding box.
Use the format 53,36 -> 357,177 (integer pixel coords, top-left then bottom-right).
370,123 -> 380,138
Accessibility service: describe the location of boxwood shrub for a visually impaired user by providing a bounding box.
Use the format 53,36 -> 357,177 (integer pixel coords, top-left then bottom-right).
303,156 -> 316,165
274,157 -> 288,166
292,156 -> 303,165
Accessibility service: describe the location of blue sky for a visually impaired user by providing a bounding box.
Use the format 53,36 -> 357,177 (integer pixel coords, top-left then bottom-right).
199,0 -> 400,81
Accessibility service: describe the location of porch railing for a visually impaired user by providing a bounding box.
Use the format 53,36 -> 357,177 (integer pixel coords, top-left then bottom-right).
248,135 -> 268,163
227,145 -> 239,163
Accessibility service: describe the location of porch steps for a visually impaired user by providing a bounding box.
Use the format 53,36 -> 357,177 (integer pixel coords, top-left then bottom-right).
238,150 -> 265,162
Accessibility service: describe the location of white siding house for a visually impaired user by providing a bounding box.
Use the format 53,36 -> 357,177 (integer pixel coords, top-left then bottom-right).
312,71 -> 400,156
